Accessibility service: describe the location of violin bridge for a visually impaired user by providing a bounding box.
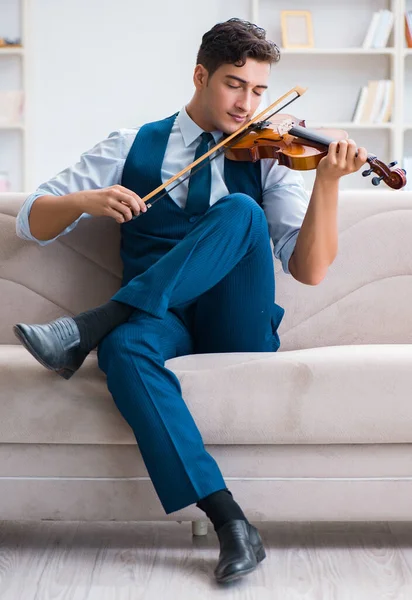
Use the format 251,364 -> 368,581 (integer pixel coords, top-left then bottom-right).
276,118 -> 294,136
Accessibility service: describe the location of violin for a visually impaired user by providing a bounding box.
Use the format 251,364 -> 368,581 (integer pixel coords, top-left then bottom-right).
138,86 -> 407,211
224,113 -> 406,190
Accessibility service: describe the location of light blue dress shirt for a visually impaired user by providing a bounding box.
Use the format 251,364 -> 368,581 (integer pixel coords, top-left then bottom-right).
16,107 -> 310,274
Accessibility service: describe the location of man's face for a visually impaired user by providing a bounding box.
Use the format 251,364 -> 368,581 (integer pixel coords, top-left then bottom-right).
199,58 -> 270,134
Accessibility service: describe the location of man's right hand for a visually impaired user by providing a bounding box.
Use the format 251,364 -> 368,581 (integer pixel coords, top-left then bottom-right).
75,185 -> 148,223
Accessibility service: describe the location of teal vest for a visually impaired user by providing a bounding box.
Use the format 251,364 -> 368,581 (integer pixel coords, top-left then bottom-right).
120,113 -> 263,286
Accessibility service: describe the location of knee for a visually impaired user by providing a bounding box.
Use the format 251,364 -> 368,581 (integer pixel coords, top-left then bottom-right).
215,193 -> 268,244
98,322 -> 150,373
217,193 -> 265,223
99,323 -> 131,355
98,319 -> 161,373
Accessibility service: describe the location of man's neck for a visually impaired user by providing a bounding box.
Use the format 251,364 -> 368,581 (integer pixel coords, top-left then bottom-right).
185,100 -> 213,132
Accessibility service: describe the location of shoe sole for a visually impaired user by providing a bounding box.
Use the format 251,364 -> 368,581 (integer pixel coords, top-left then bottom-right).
13,325 -> 74,380
216,544 -> 266,584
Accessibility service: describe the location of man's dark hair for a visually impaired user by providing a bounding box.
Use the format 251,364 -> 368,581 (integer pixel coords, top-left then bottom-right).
196,18 -> 280,77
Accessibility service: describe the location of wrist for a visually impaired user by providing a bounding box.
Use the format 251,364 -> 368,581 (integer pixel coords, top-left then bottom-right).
67,190 -> 87,215
314,171 -> 341,188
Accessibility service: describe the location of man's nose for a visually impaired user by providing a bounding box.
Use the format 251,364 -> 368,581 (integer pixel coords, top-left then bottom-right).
236,92 -> 252,114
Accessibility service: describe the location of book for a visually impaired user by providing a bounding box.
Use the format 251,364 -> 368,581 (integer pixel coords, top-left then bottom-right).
370,80 -> 387,122
406,12 -> 412,48
375,80 -> 394,123
371,10 -> 394,48
359,80 -> 380,122
352,80 -> 394,124
352,86 -> 368,123
362,11 -> 381,49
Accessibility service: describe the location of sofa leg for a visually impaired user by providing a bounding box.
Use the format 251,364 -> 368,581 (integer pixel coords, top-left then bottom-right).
192,520 -> 208,536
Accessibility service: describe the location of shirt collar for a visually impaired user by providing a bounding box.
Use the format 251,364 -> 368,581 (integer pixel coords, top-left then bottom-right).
177,106 -> 223,147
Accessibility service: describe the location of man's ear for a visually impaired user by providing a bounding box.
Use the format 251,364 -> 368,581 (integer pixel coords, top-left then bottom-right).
193,64 -> 209,90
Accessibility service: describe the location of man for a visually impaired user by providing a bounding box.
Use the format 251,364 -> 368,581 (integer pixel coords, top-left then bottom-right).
14,18 -> 367,584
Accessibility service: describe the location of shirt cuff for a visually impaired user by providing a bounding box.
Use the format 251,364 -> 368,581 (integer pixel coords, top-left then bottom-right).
15,192 -> 47,244
15,191 -> 86,246
277,230 -> 299,275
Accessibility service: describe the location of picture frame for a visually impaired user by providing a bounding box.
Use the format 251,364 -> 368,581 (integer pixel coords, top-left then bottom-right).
281,10 -> 314,49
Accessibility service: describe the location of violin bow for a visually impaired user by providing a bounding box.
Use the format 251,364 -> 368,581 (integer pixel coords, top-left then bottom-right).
139,85 -> 307,209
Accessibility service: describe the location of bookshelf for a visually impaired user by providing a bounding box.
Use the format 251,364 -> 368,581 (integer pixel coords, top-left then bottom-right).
402,0 -> 412,186
0,0 -> 27,192
249,0 -> 410,191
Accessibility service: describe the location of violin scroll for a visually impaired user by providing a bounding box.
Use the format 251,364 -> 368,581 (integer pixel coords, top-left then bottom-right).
362,157 -> 407,190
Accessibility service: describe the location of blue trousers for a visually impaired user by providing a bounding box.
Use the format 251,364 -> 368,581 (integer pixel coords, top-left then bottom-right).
98,194 -> 282,514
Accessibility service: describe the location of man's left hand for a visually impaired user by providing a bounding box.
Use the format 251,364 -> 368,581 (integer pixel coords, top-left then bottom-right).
316,139 -> 368,181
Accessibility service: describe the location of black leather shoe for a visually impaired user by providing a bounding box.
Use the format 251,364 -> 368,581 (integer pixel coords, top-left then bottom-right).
214,520 -> 266,584
13,317 -> 87,380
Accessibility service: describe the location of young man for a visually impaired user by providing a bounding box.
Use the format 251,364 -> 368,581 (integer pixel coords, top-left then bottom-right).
14,18 -> 367,584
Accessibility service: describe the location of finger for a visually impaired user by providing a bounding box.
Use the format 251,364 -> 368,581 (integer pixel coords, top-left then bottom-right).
355,146 -> 368,168
117,186 -> 147,214
113,190 -> 143,217
109,197 -> 133,221
346,139 -> 357,169
120,197 -> 144,217
122,193 -> 147,215
328,141 -> 338,166
337,139 -> 348,169
107,207 -> 127,224
135,195 -> 148,214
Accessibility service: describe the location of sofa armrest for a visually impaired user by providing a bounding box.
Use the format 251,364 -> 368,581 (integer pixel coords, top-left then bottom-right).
0,193 -> 122,344
277,190 -> 412,350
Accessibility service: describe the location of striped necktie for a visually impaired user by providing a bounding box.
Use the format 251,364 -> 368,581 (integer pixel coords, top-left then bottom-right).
185,132 -> 214,215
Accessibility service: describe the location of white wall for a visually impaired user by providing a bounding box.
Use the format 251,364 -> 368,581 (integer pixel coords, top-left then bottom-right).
3,0 -> 402,192
24,0 -> 251,189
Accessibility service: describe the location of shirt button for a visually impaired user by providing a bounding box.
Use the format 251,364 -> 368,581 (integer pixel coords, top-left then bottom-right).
188,216 -> 198,223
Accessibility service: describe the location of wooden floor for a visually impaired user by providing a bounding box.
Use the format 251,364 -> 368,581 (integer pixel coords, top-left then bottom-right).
1,520 -> 412,599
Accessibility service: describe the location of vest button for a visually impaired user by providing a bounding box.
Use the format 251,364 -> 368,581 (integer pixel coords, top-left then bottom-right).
188,216 -> 199,223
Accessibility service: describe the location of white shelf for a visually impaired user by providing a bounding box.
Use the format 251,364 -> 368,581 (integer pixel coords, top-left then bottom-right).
0,0 -> 26,190
280,48 -> 395,55
307,122 -> 394,130
1,3 -> 410,192
0,123 -> 25,130
251,0 -> 409,189
0,47 -> 24,56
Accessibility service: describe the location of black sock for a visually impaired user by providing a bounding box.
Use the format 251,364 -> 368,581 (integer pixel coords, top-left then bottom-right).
73,300 -> 135,353
196,489 -> 248,532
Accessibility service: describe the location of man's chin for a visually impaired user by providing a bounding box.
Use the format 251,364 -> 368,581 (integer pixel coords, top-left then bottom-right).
223,121 -> 249,136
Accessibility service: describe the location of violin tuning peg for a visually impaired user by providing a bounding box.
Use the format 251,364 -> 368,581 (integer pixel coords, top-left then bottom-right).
388,161 -> 398,168
362,168 -> 373,177
371,176 -> 384,186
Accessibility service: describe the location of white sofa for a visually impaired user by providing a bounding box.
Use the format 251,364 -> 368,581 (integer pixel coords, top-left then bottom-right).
1,190 -> 412,523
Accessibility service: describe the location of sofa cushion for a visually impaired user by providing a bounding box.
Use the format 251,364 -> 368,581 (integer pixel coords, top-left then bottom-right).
3,191 -> 412,349
1,343 -> 412,445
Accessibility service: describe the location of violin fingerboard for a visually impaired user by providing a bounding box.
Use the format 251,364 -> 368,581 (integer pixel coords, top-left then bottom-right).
289,125 -> 335,148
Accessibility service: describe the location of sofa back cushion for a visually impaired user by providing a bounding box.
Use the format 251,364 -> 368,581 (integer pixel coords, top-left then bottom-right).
1,190 -> 412,349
